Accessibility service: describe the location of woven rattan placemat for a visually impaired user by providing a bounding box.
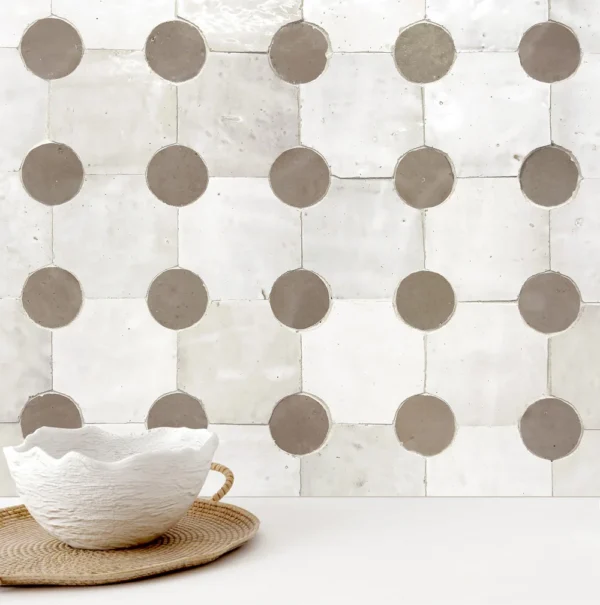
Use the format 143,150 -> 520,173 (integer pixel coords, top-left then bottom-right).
0,463 -> 259,586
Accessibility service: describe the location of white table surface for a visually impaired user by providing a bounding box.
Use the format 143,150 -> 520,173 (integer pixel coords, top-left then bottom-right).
1,496 -> 599,604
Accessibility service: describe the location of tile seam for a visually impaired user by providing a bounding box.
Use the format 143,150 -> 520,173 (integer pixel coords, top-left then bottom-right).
421,86 -> 426,145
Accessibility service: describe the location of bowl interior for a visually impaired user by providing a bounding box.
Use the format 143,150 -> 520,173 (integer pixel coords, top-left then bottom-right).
12,426 -> 216,463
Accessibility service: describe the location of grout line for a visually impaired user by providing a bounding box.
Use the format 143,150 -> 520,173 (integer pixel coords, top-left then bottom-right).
175,85 -> 179,143
50,331 -> 54,389
548,210 -> 552,270
176,331 -> 180,390
176,209 -> 180,266
299,331 -> 303,391
548,0 -> 552,20
421,210 -> 427,268
421,87 -> 426,145
423,334 -> 428,392
547,337 -> 552,395
549,85 -> 553,143
46,81 -> 51,140
297,84 -> 302,146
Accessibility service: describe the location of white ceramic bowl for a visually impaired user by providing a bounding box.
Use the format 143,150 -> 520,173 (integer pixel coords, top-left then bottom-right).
3,425 -> 219,550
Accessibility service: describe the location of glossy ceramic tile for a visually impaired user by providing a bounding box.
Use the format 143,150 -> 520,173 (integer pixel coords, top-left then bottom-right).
425,53 -> 550,177
426,178 -> 549,301
179,301 -> 301,424
301,424 -> 425,496
303,178 -> 423,299
0,1 -> 598,497
427,426 -> 552,496
53,300 -> 177,423
427,303 -> 547,426
300,53 -> 422,177
302,300 -> 424,424
179,178 -> 300,300
49,50 -> 176,174
54,176 -> 177,298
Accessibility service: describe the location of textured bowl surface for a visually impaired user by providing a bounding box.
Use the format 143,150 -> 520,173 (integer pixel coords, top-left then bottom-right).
3,426 -> 219,549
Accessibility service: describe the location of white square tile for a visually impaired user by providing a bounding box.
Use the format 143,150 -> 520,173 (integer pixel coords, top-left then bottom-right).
0,424 -> 23,497
54,175 -> 177,298
301,424 -> 425,496
0,0 -> 49,47
553,56 -> 600,178
301,53 -> 423,178
552,0 -> 600,53
179,178 -> 300,300
426,178 -> 549,301
553,431 -> 600,496
425,53 -> 550,177
179,0 -> 301,51
427,426 -> 552,496
0,298 -> 51,422
200,425 -> 299,497
179,53 -> 298,177
427,0 -> 547,51
552,305 -> 600,428
50,51 -> 176,174
53,0 -> 175,50
303,179 -> 424,299
53,300 -> 177,423
91,424 -> 148,436
0,49 -> 47,172
427,303 -> 547,426
304,0 -> 424,51
302,300 -> 424,423
552,180 -> 600,302
0,173 -> 51,298
179,301 -> 301,424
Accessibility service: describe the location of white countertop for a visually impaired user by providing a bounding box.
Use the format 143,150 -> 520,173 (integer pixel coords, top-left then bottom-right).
1,497 -> 599,604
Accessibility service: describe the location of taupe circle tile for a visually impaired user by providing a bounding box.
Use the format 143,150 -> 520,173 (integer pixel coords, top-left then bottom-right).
147,145 -> 209,207
518,272 -> 580,334
147,268 -> 208,330
145,20 -> 206,83
22,143 -> 84,206
20,392 -> 82,438
395,271 -> 455,331
395,394 -> 455,456
269,21 -> 328,84
270,269 -> 330,330
269,147 -> 330,208
22,267 -> 82,328
395,147 -> 454,209
20,17 -> 83,80
520,398 -> 582,460
519,146 -> 579,207
519,21 -> 581,83
147,392 -> 208,429
394,22 -> 456,84
269,393 -> 329,455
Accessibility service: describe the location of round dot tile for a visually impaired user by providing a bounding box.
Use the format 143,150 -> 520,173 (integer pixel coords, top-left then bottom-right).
20,17 -> 83,80
147,145 -> 208,207
22,267 -> 82,329
20,392 -> 82,438
394,22 -> 456,84
395,271 -> 455,331
21,143 -> 84,206
520,397 -> 582,460
395,147 -> 454,209
519,21 -> 580,83
270,269 -> 330,330
147,391 -> 208,429
269,21 -> 328,84
518,272 -> 580,334
147,268 -> 208,330
520,146 -> 579,207
269,147 -> 330,208
269,393 -> 329,455
145,20 -> 206,83
395,394 -> 455,456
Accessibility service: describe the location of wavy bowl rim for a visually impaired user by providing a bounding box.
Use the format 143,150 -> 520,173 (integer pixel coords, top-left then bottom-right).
2,425 -> 219,469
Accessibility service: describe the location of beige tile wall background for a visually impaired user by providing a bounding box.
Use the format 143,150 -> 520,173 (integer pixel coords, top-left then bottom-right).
1,0 -> 600,497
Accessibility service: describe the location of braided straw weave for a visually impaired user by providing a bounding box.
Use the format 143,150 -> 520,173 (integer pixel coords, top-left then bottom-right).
0,463 -> 259,586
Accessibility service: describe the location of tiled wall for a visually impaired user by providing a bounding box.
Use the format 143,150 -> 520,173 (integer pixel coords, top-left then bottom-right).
1,0 -> 599,497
